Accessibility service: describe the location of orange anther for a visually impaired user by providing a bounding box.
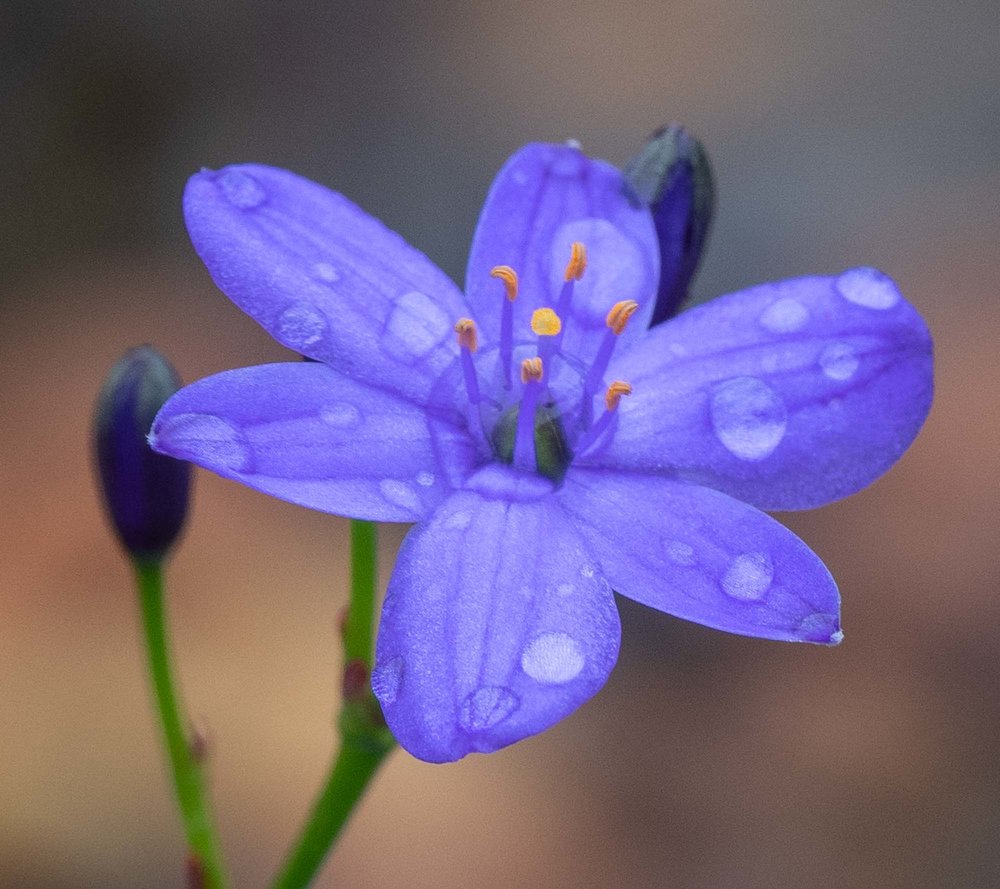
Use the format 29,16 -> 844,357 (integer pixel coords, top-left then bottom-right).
606,300 -> 640,335
605,380 -> 633,411
454,317 -> 478,352
564,241 -> 587,281
530,307 -> 562,336
490,265 -> 519,301
520,356 -> 544,384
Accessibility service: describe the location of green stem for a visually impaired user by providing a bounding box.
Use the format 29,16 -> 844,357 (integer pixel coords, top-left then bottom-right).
134,561 -> 227,889
270,520 -> 394,889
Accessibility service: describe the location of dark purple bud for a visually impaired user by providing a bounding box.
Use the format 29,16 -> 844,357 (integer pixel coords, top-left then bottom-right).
94,346 -> 190,562
624,123 -> 715,326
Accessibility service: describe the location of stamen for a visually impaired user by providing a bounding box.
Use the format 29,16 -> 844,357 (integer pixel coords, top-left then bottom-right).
564,241 -> 587,281
605,380 -> 632,411
520,356 -> 543,383
530,308 -> 562,337
513,357 -> 544,471
455,318 -> 481,404
491,265 -> 518,389
490,265 -> 519,301
576,380 -> 634,457
454,317 -> 478,352
606,300 -> 640,335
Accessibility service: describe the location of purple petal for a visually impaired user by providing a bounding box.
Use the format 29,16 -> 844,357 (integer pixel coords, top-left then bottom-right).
149,362 -> 477,522
373,481 -> 621,762
557,469 -> 841,644
585,270 -> 933,509
464,143 -> 659,361
184,164 -> 468,410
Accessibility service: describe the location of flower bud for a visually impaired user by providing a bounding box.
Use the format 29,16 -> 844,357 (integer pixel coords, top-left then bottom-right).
94,345 -> 190,562
624,123 -> 715,326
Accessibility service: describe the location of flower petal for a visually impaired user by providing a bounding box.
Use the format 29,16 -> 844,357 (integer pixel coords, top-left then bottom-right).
558,469 -> 841,644
184,164 -> 468,410
149,362 -> 477,522
586,270 -> 933,509
464,143 -> 659,361
373,482 -> 621,762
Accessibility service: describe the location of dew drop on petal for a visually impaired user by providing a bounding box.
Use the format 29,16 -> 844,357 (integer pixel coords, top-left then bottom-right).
379,479 -> 422,513
710,377 -> 787,461
721,552 -> 774,601
819,341 -> 860,381
521,632 -> 585,684
797,612 -> 841,643
320,402 -> 361,428
156,413 -> 252,472
371,656 -> 403,705
277,302 -> 328,348
415,470 -> 435,487
443,510 -> 472,531
459,686 -> 519,731
313,262 -> 340,283
836,267 -> 899,310
580,564 -> 596,579
556,582 -> 575,597
217,169 -> 265,209
384,291 -> 451,361
759,297 -> 810,333
666,540 -> 696,566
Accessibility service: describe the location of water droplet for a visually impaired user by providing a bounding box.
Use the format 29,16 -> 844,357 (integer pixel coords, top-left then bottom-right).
565,138 -> 583,150
668,342 -> 688,357
710,377 -> 787,461
818,341 -> 859,381
459,686 -> 519,731
512,169 -> 529,186
836,267 -> 899,310
759,297 -> 809,333
384,291 -> 451,361
556,582 -> 575,597
521,632 -> 585,684
313,262 -> 339,283
580,564 -> 596,579
797,612 -> 841,643
371,656 -> 403,705
443,510 -> 472,531
379,479 -> 422,513
155,413 -> 251,472
721,552 -> 773,601
415,470 -> 435,487
320,402 -> 361,428
277,302 -> 328,348
666,540 -> 696,566
217,169 -> 265,209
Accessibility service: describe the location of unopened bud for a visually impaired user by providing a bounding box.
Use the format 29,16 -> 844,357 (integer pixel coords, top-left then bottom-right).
624,123 -> 715,325
94,346 -> 190,563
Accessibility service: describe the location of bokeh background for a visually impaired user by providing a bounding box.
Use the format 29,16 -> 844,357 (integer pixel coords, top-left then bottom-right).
3,1 -> 998,887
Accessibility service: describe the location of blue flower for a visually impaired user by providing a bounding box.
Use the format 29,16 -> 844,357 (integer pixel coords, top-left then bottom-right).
150,143 -> 933,762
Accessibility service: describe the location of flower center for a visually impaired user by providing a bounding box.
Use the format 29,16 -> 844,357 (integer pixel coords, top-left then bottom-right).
454,242 -> 635,481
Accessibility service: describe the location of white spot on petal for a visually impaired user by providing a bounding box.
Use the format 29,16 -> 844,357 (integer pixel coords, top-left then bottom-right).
320,402 -> 361,428
379,479 -> 421,513
721,552 -> 774,601
666,540 -> 696,566
819,341 -> 860,381
521,632 -> 585,684
415,470 -> 435,487
371,656 -> 403,705
217,169 -> 265,208
313,262 -> 339,282
556,582 -> 575,597
443,510 -> 472,531
384,291 -> 451,361
277,302 -> 328,348
710,377 -> 787,461
759,297 -> 810,333
836,267 -> 900,310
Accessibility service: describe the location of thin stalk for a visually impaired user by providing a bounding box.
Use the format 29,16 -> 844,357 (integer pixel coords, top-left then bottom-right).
135,560 -> 227,889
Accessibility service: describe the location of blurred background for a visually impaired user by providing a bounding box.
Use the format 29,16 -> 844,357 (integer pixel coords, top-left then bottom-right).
2,1 -> 998,887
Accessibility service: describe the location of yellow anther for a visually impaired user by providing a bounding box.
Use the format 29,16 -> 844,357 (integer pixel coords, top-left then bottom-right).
490,265 -> 519,301
606,300 -> 640,335
454,317 -> 478,352
520,356 -> 544,384
564,241 -> 587,281
605,380 -> 633,411
530,307 -> 563,337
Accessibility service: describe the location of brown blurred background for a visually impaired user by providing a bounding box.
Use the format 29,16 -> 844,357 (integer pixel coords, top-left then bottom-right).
2,1 -> 998,887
